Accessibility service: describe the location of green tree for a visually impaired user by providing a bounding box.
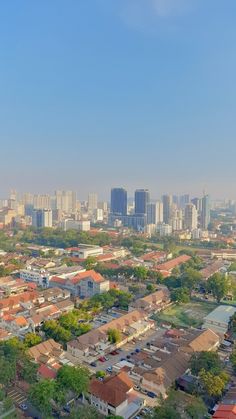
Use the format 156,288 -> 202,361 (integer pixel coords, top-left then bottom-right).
230,350 -> 236,373
69,406 -> 99,419
42,320 -> 72,344
84,256 -> 97,270
152,405 -> 181,419
19,357 -> 38,383
133,266 -> 149,281
2,397 -> 13,412
199,369 -> 229,397
96,370 -> 106,378
190,351 -> 222,376
0,358 -> 16,385
107,416 -> 124,419
24,332 -> 42,348
107,328 -> 121,344
29,379 -> 56,417
171,287 -> 190,303
57,365 -> 90,394
181,268 -> 202,295
207,273 -> 229,303
186,397 -> 207,419
146,283 -> 156,293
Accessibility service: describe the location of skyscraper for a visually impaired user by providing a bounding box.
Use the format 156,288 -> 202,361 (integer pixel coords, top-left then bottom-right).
201,194 -> 210,230
179,194 -> 190,209
88,193 -> 98,212
32,209 -> 52,228
162,194 -> 173,224
184,203 -> 198,230
134,189 -> 150,215
110,188 -> 127,216
55,190 -> 76,213
147,202 -> 163,224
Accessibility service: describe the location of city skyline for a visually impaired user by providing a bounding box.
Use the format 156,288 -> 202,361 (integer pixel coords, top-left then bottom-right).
0,1 -> 236,197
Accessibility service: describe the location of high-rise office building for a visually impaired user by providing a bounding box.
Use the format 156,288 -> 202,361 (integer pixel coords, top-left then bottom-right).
110,188 -> 127,216
32,209 -> 52,228
184,203 -> 198,230
172,209 -> 183,231
201,194 -> 210,230
88,193 -> 98,212
147,202 -> 163,225
162,194 -> 173,224
134,189 -> 150,215
191,197 -> 202,213
179,194 -> 190,209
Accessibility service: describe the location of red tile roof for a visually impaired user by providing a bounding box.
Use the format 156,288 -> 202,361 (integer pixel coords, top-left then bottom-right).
89,371 -> 133,407
157,255 -> 191,272
71,270 -> 105,284
38,364 -> 57,379
213,405 -> 236,418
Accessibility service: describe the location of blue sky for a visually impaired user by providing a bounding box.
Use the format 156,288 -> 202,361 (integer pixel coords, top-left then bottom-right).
0,0 -> 236,200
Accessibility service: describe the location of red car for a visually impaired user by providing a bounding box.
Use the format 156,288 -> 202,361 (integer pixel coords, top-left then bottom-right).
98,357 -> 106,362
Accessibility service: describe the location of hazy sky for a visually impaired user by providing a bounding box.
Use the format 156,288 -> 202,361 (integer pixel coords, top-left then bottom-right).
0,0 -> 236,200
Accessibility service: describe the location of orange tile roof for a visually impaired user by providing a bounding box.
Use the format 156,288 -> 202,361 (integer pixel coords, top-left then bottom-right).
157,255 -> 191,272
71,270 -> 105,284
213,405 -> 236,418
14,316 -> 28,327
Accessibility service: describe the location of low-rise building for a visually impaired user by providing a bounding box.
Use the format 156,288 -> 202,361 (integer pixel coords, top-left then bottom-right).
130,287 -> 170,314
66,244 -> 103,259
67,310 -> 153,360
90,371 -> 143,419
50,270 -> 110,298
202,305 -> 236,336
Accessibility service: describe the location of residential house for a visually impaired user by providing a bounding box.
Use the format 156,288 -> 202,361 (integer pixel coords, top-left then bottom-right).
130,287 -> 170,314
89,371 -> 143,419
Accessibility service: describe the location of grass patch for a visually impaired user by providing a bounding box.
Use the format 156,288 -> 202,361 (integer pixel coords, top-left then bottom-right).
154,300 -> 218,328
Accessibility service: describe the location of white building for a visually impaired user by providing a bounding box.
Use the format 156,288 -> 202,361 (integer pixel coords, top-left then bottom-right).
158,223 -> 172,237
147,202 -> 163,225
203,305 -> 236,336
20,267 -> 50,287
61,219 -> 90,231
67,244 -> 103,259
184,203 -> 198,230
88,193 -> 98,212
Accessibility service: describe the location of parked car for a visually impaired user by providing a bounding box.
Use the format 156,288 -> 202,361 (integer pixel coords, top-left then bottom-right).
90,362 -> 97,367
98,357 -> 106,362
126,355 -> 131,359
135,348 -> 141,353
147,391 -> 157,398
19,404 -> 28,411
104,356 -> 109,361
120,357 -> 126,361
141,388 -> 148,394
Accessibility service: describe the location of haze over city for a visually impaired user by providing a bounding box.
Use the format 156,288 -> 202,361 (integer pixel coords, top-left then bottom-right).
1,0 -> 236,198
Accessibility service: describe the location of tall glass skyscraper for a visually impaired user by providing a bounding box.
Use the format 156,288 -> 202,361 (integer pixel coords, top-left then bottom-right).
134,189 -> 150,215
110,188 -> 127,216
201,194 -> 210,229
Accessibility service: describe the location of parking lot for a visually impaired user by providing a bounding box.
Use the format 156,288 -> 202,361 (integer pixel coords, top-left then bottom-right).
7,387 -> 27,406
90,327 -> 165,374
